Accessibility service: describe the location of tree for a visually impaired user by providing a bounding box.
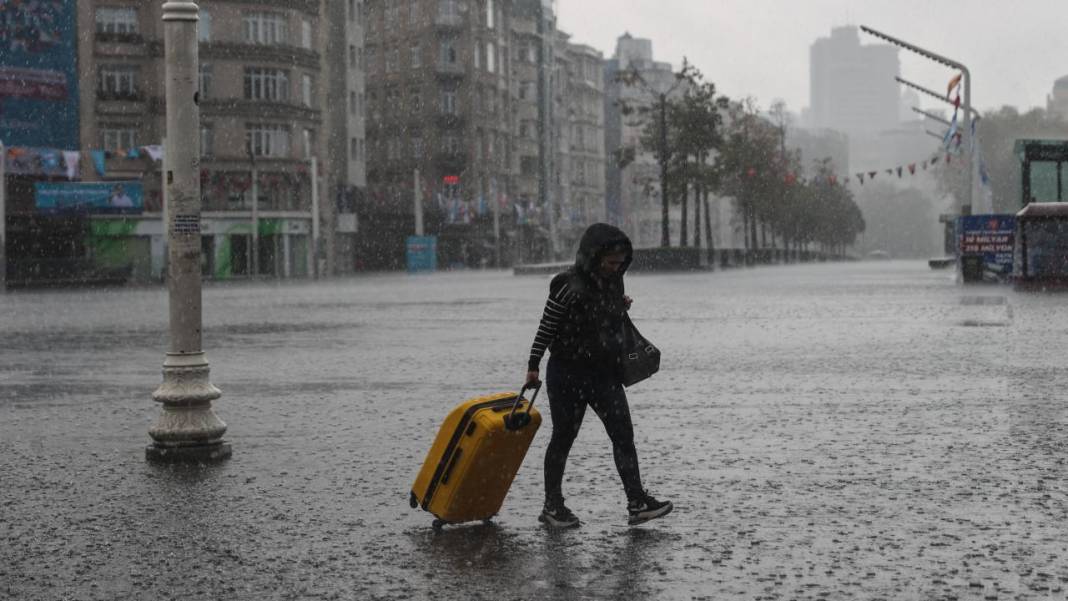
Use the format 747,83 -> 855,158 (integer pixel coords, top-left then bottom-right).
616,60 -> 699,247
934,106 -> 1068,213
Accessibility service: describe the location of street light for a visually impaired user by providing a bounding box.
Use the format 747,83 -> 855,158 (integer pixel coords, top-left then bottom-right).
147,1 -> 230,463
861,26 -> 983,213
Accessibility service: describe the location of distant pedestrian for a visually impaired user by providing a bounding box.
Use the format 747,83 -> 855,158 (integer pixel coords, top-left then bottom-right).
526,223 -> 672,528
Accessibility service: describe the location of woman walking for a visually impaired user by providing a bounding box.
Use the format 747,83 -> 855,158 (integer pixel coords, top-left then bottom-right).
526,223 -> 672,528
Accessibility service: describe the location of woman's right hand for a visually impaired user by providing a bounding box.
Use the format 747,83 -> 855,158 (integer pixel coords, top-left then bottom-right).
525,370 -> 540,386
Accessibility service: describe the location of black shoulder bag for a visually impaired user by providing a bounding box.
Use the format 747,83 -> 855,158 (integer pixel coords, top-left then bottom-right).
619,313 -> 660,387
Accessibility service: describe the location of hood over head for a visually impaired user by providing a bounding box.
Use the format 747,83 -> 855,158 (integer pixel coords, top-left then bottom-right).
574,223 -> 633,277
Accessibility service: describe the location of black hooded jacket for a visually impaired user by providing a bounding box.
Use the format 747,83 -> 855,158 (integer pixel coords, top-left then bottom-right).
528,223 -> 634,374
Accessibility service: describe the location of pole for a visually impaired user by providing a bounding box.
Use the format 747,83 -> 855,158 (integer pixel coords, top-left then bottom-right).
860,26 -> 975,213
659,93 -> 669,247
250,156 -> 259,278
148,1 -> 230,463
311,155 -> 320,278
492,178 -> 500,268
161,136 -> 169,282
414,168 -> 423,236
0,141 -> 6,292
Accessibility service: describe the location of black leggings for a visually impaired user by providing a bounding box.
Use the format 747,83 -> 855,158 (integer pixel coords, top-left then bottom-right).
544,355 -> 644,504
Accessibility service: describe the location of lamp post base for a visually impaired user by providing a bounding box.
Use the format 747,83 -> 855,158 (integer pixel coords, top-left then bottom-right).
146,440 -> 232,463
147,352 -> 230,464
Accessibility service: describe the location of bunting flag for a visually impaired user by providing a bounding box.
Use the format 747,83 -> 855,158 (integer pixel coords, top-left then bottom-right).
869,171 -> 877,180
908,163 -> 916,175
90,150 -> 107,176
885,169 -> 893,176
784,172 -> 796,186
931,156 -> 940,165
947,73 -> 962,98
856,173 -> 865,184
62,151 -> 81,179
828,175 -> 837,186
896,167 -> 903,178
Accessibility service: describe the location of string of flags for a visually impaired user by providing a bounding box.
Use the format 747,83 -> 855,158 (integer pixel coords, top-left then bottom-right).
3,144 -> 164,179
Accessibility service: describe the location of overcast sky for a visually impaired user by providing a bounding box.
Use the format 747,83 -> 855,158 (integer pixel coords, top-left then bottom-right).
557,0 -> 1066,116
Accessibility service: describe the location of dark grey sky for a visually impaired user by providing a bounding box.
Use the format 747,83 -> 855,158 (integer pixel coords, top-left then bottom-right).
558,0 -> 1065,115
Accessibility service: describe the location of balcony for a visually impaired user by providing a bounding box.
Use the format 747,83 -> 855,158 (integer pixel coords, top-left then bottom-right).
434,13 -> 464,29
96,89 -> 145,103
95,31 -> 145,44
436,114 -> 465,129
435,61 -> 465,79
435,151 -> 467,172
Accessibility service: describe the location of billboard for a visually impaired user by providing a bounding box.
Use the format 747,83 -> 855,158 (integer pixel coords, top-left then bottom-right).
0,0 -> 80,149
35,181 -> 144,214
958,214 -> 1015,281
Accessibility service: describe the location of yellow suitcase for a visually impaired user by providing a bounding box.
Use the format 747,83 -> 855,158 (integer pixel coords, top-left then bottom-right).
410,382 -> 542,529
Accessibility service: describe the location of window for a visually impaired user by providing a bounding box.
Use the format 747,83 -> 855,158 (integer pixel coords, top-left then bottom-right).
198,64 -> 213,99
102,127 -> 137,152
440,39 -> 457,65
96,7 -> 138,34
98,65 -> 139,98
441,89 -> 456,114
473,42 -> 480,70
303,129 -> 317,158
409,0 -> 420,25
301,74 -> 314,107
101,126 -> 137,151
410,43 -> 421,68
351,137 -> 358,159
486,42 -> 496,73
358,138 -> 365,162
410,87 -> 422,109
349,0 -> 357,22
486,0 -> 494,28
438,0 -> 459,18
350,91 -> 357,115
385,4 -> 399,26
386,48 -> 399,73
366,46 -> 377,71
443,135 -> 461,154
198,10 -> 212,42
200,123 -> 214,156
412,135 -> 424,158
244,68 -> 290,101
246,124 -> 290,157
349,44 -> 357,65
358,92 -> 365,115
243,12 -> 288,45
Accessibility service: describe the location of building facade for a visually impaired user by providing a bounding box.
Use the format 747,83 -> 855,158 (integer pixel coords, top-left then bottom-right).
54,1 -> 364,283
558,38 -> 606,253
362,0 -> 522,269
1048,75 -> 1068,122
604,33 -> 680,249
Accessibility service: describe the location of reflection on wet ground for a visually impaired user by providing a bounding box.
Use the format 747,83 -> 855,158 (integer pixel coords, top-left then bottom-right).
2,262 -> 1068,599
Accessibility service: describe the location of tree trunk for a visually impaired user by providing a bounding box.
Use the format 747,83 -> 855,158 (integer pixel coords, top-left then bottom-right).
694,179 -> 701,249
703,188 -> 714,269
680,180 -> 689,248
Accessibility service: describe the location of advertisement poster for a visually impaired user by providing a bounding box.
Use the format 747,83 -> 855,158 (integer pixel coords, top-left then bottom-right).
0,0 -> 80,149
35,181 -> 144,214
957,214 -> 1015,280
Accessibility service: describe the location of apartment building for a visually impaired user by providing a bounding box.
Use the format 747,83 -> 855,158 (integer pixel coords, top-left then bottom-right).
70,1 -> 364,281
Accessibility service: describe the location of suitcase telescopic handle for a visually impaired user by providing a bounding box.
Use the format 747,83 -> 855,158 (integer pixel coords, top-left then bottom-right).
505,380 -> 540,430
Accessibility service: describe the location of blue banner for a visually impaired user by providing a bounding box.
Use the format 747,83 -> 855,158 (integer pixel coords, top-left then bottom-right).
406,236 -> 437,273
35,181 -> 144,214
0,0 -> 80,149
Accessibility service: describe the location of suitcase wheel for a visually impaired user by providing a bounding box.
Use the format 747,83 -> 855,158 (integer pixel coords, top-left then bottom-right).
409,492 -> 418,509
432,519 -> 447,531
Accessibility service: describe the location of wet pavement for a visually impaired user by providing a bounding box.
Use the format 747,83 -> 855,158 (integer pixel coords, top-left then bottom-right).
2,261 -> 1068,600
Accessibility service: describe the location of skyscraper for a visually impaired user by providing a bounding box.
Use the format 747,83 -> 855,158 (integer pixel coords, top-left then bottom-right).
809,26 -> 899,136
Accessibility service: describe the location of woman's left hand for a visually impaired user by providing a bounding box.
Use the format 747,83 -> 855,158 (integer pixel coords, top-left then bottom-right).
623,295 -> 633,309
